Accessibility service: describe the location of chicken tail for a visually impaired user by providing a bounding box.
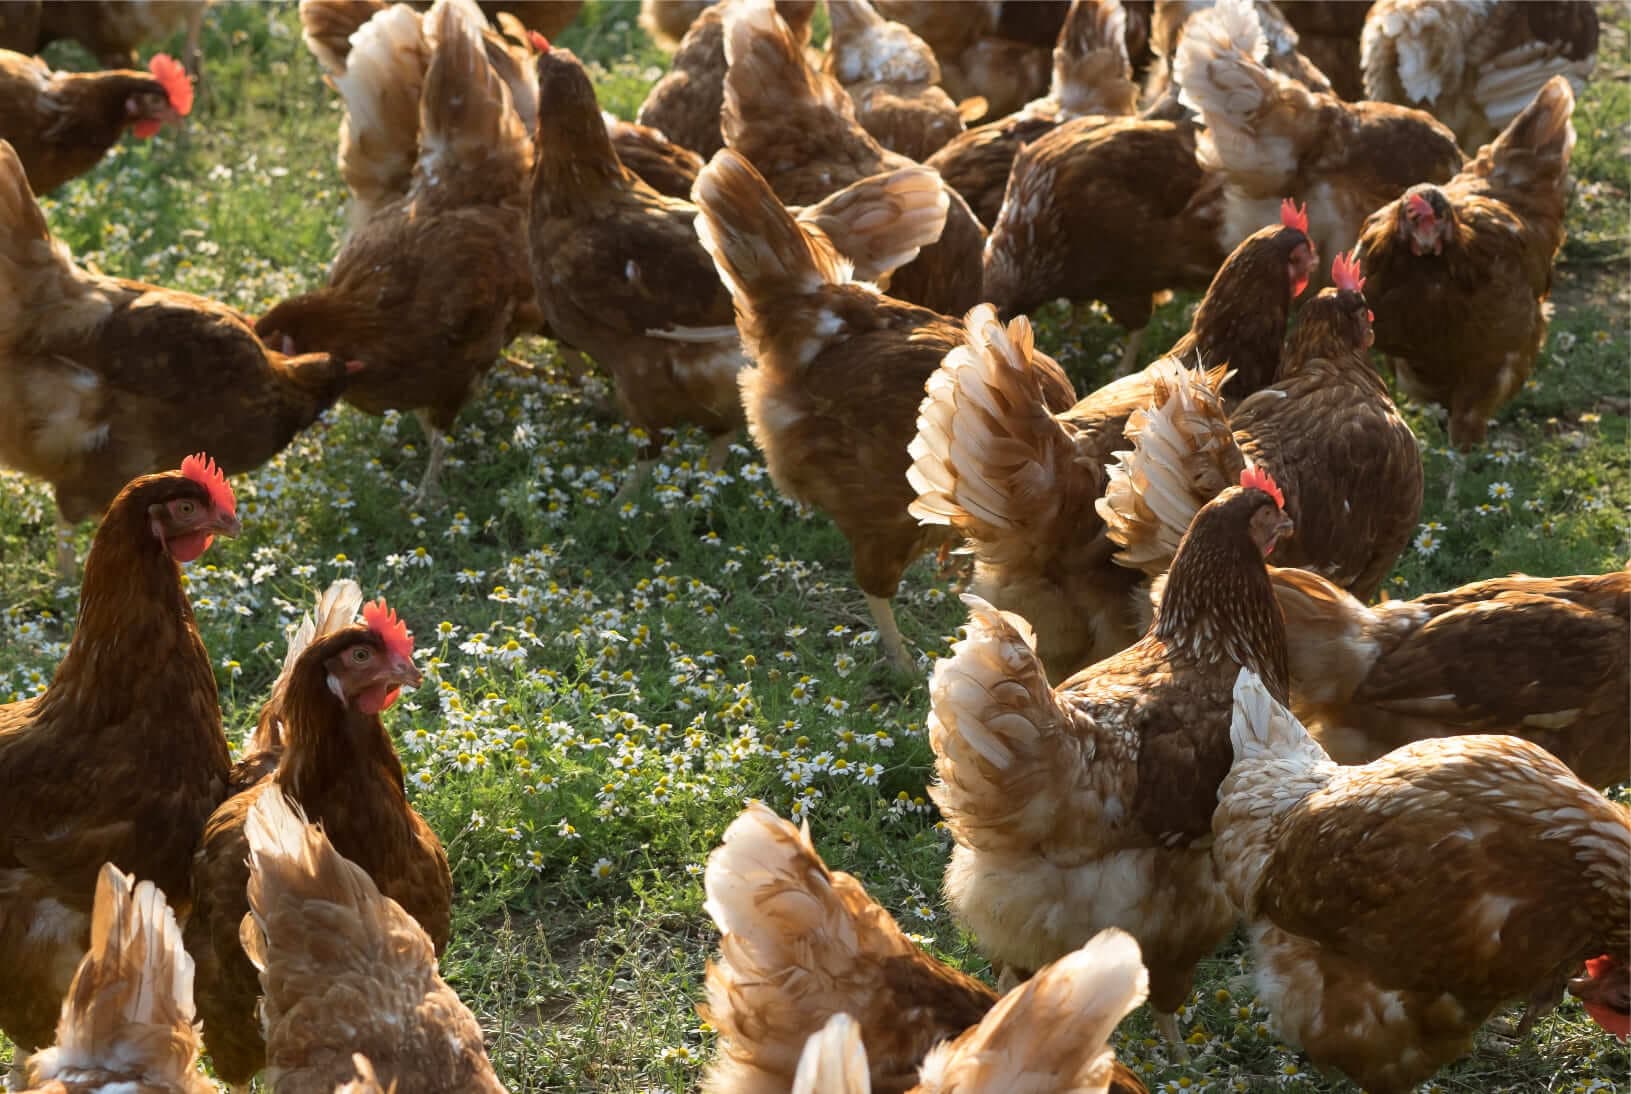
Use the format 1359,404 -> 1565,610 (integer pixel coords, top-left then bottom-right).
795,165 -> 950,285
252,578 -> 365,754
791,1015 -> 871,1094
298,0 -> 388,76
722,0 -> 852,143
694,149 -> 852,334
1469,76 -> 1577,198
1230,667 -> 1329,766
825,0 -> 939,86
0,141 -> 88,348
907,305 -> 1088,573
700,802 -> 995,1094
1096,358 -> 1239,577
24,865 -> 201,1091
414,0 -> 532,206
929,594 -> 1082,853
1174,0 -> 1313,190
330,2 -> 428,225
916,929 -> 1149,1093
1052,0 -> 1138,117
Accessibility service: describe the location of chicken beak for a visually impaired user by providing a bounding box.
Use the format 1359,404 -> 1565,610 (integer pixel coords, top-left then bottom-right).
389,653 -> 425,691
211,509 -> 242,538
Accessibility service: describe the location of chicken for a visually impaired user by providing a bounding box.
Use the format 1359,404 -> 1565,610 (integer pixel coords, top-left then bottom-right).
637,0 -> 815,159
185,597 -> 449,1093
821,0 -> 967,162
721,0 -> 988,316
1144,0 -> 1333,108
1277,0 -> 1369,100
980,113 -> 1225,370
0,458 -> 237,1074
1175,0 -> 1463,280
927,0 -> 1139,229
530,44 -> 947,493
0,50 -> 192,194
1356,76 -> 1573,450
873,1 -> 1057,120
258,0 -> 539,503
33,1 -> 209,75
1216,668 -> 1631,1093
241,790 -> 498,1094
1099,252 -> 1422,600
700,801 -> 998,1093
1269,564 -> 1629,787
0,141 -> 352,571
694,150 -> 1060,670
17,865 -> 214,1094
1362,0 -> 1596,151
913,213 -> 1314,680
790,935 -> 1151,1094
928,475 -> 1293,1048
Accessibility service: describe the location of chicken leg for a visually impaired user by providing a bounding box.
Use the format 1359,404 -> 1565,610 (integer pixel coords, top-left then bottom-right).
54,514 -> 75,578
1155,1010 -> 1192,1063
866,593 -> 914,672
1117,326 -> 1146,377
705,432 -> 734,471
413,410 -> 447,508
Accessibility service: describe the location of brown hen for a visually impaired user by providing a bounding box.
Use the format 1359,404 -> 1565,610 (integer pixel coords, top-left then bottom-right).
185,599 -> 450,1092
1217,669 -> 1631,1093
1357,76 -> 1574,449
929,478 -> 1293,1050
822,0 -> 967,162
0,461 -> 237,1068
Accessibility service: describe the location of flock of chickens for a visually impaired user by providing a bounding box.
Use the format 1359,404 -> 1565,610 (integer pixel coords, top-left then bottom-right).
0,0 -> 1625,1091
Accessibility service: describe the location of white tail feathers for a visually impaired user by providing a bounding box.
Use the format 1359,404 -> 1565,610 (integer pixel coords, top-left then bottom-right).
908,306 -> 1081,568
915,929 -> 1148,1094
928,594 -> 1074,854
825,0 -> 939,86
331,3 -> 428,223
1175,0 -> 1307,185
694,149 -> 851,309
1052,0 -> 1138,117
791,1014 -> 871,1094
26,864 -> 205,1092
298,0 -> 388,76
280,577 -> 365,682
1096,359 -> 1239,577
1230,667 -> 1329,765
796,165 -> 949,285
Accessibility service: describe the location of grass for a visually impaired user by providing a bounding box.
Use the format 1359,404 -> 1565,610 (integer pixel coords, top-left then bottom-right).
0,2 -> 1627,1091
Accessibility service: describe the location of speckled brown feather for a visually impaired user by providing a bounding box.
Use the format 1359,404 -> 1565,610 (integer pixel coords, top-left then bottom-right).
241,792 -> 494,1094
1272,565 -> 1630,786
1217,681 -> 1630,1092
0,470 -> 231,1056
701,803 -> 997,1094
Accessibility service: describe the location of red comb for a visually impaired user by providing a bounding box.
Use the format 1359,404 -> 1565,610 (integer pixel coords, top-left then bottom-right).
1406,191 -> 1434,219
362,599 -> 414,661
1331,251 -> 1365,293
529,30 -> 550,52
180,453 -> 236,517
1280,198 -> 1308,234
149,53 -> 193,116
1240,465 -> 1284,509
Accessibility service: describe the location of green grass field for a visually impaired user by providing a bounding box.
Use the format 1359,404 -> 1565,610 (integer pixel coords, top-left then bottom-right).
1,3 -> 1628,1091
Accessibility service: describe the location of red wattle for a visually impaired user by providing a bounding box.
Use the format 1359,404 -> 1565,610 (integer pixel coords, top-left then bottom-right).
355,684 -> 401,715
131,119 -> 161,139
167,532 -> 213,563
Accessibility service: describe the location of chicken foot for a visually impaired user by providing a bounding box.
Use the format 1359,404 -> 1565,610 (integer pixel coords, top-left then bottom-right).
865,593 -> 914,672
705,432 -> 733,471
1155,1010 -> 1192,1063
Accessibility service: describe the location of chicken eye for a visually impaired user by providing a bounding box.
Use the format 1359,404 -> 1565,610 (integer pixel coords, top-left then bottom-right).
174,499 -> 197,517
351,647 -> 372,664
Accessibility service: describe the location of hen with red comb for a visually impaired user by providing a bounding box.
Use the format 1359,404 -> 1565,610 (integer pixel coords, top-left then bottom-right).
1330,251 -> 1364,294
